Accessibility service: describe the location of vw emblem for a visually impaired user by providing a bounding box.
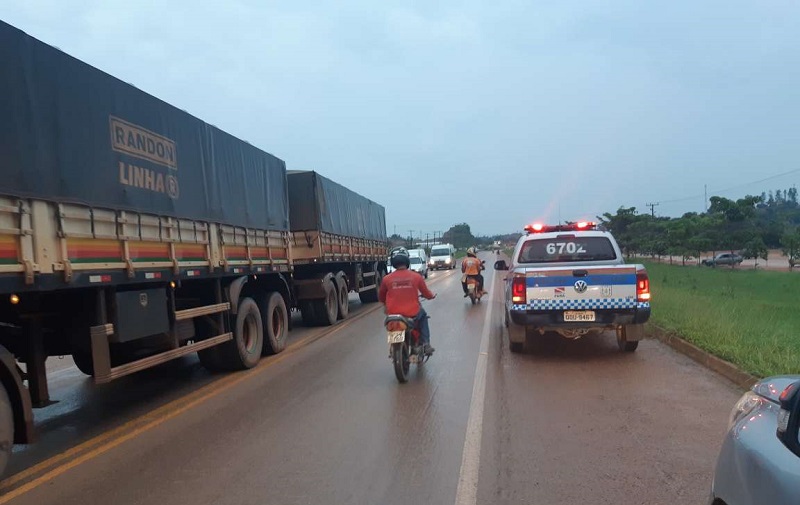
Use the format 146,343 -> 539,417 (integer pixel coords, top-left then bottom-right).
574,280 -> 588,293
139,293 -> 148,307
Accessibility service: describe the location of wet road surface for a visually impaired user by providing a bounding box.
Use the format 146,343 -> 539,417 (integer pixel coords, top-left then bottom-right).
1,255 -> 742,504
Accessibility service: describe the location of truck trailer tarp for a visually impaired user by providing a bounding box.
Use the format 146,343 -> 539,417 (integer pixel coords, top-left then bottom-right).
0,20 -> 289,231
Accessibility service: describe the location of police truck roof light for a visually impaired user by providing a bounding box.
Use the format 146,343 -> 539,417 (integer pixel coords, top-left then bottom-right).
525,222 -> 597,234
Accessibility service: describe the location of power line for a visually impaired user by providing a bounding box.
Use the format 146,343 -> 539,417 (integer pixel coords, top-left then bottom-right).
647,167 -> 800,209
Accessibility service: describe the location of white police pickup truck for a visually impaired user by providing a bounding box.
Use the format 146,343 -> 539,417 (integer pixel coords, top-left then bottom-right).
494,222 -> 651,353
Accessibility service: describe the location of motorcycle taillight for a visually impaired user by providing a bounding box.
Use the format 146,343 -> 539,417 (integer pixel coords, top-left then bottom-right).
386,321 -> 407,332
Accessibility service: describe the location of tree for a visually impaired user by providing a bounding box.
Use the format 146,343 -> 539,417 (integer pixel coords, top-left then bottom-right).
742,237 -> 768,269
443,223 -> 475,249
781,227 -> 800,270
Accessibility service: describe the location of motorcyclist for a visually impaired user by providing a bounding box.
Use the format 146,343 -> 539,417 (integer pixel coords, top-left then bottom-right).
461,247 -> 487,297
379,248 -> 437,355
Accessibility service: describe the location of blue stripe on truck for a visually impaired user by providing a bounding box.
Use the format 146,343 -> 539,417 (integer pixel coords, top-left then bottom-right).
526,274 -> 636,288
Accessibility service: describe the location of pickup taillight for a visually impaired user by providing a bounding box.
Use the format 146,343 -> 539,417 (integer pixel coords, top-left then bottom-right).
636,272 -> 651,302
512,275 -> 526,303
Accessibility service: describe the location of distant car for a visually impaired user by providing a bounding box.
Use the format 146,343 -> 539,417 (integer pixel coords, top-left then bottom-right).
709,376 -> 800,505
702,253 -> 744,267
408,249 -> 428,278
408,254 -> 428,278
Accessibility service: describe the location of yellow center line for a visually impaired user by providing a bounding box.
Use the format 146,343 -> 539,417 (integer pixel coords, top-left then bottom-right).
0,270 -> 456,501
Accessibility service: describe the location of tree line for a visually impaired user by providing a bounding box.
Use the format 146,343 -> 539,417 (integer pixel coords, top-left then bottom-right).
598,186 -> 800,267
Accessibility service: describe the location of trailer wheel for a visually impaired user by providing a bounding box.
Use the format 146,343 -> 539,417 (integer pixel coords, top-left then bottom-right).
299,301 -> 317,327
262,293 -> 288,355
313,280 -> 338,326
336,282 -> 349,320
217,297 -> 264,370
72,351 -> 94,377
198,346 -> 224,372
0,386 -> 13,475
359,272 -> 382,304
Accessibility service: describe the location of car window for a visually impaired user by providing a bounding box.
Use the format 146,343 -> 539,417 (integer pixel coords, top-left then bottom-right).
409,257 -> 422,264
517,236 -> 617,263
431,248 -> 449,256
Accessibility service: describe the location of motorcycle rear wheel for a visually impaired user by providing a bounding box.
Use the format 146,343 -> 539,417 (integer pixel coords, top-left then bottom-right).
392,342 -> 410,383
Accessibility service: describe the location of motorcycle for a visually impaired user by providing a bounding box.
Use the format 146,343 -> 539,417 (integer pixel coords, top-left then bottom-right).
464,260 -> 487,305
465,277 -> 482,304
385,300 -> 430,383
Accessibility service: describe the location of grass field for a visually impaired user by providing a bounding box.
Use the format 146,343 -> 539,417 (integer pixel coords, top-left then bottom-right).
643,262 -> 800,377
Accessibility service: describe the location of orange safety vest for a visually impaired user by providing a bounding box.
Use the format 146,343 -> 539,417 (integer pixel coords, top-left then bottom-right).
462,257 -> 482,276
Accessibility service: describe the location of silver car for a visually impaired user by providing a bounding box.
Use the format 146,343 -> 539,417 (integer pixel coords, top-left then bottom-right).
709,375 -> 800,504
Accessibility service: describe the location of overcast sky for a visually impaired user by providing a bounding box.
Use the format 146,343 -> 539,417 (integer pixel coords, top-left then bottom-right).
4,1 -> 800,237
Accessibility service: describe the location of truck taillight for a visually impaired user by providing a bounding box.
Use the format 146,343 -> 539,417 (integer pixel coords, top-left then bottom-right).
636,272 -> 650,302
512,276 -> 526,303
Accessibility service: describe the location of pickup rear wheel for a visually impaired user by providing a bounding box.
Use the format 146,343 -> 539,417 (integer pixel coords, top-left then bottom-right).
616,326 -> 639,352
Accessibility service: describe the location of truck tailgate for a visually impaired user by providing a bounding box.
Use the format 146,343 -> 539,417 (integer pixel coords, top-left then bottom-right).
525,266 -> 638,310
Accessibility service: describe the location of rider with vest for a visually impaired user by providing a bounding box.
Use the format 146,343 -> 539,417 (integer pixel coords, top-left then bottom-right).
461,247 -> 486,297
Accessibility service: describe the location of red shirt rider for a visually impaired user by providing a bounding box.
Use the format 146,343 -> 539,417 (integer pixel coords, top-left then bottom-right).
379,268 -> 435,317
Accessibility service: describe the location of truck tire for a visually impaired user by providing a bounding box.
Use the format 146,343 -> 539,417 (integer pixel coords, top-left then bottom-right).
313,280 -> 338,326
299,301 -> 317,327
217,297 -> 264,370
198,346 -> 224,372
336,282 -> 349,320
359,272 -> 382,304
72,351 -> 94,377
262,293 -> 288,355
0,386 -> 12,476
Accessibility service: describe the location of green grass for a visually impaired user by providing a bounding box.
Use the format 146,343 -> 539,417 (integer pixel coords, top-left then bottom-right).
643,262 -> 800,377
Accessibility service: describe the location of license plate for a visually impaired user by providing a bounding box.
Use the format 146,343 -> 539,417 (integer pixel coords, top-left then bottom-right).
387,330 -> 405,344
563,311 -> 596,322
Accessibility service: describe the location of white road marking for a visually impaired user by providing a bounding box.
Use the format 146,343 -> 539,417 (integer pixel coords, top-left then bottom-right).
454,266 -> 494,505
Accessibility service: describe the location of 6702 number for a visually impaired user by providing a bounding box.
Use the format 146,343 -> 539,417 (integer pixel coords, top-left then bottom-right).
546,242 -> 587,255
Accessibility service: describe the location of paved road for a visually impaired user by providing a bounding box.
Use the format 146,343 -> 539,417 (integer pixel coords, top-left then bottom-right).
1,255 -> 742,504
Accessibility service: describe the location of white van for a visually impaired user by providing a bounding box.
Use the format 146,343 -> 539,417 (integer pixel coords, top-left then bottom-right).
429,244 -> 456,270
386,247 -> 428,277
407,249 -> 429,278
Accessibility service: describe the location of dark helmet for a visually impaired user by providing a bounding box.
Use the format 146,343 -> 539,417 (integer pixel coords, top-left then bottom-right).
390,247 -> 410,269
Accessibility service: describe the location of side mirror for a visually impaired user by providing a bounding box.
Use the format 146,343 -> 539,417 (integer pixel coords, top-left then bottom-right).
494,260 -> 509,271
777,380 -> 800,458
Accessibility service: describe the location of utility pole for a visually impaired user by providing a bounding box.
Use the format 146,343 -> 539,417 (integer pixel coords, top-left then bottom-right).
408,230 -> 414,248
645,202 -> 659,218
